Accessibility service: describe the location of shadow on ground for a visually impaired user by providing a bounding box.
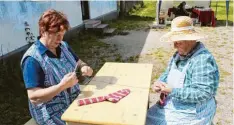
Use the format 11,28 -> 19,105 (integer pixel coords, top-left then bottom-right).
215,20 -> 233,26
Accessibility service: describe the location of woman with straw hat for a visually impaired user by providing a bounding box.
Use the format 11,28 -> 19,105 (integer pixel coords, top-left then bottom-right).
146,16 -> 219,125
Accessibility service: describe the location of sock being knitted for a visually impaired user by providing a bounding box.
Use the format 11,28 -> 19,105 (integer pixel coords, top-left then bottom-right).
106,89 -> 130,103
158,93 -> 167,106
78,89 -> 131,106
78,96 -> 107,106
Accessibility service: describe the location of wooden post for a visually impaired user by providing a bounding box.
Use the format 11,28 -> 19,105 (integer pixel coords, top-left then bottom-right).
119,0 -> 125,19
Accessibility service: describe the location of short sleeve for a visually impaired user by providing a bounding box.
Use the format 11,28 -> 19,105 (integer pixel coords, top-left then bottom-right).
22,57 -> 45,89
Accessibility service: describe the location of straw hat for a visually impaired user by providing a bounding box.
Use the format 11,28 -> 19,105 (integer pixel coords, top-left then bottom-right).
160,16 -> 206,42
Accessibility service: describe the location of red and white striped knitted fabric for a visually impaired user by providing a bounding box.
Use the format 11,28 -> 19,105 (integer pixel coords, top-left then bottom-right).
78,89 -> 130,106
106,89 -> 130,103
78,96 -> 107,106
158,93 -> 167,106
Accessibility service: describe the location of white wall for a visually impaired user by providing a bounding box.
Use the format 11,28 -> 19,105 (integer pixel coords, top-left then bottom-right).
160,0 -> 210,10
89,1 -> 117,19
156,0 -> 211,19
193,1 -> 210,8
0,1 -> 83,56
51,1 -> 83,27
160,1 -> 173,11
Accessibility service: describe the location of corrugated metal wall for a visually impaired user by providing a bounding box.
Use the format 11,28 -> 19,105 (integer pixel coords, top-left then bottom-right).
0,1 -> 83,56
0,1 -> 118,56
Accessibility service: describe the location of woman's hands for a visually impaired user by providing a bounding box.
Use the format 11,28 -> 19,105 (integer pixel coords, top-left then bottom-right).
60,64 -> 93,89
28,72 -> 79,105
60,72 -> 78,90
151,81 -> 172,94
81,66 -> 93,76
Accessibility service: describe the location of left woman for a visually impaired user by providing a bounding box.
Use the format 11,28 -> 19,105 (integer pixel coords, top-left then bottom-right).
21,9 -> 93,125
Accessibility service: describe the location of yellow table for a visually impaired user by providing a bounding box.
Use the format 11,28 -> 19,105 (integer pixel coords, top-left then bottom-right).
61,62 -> 153,125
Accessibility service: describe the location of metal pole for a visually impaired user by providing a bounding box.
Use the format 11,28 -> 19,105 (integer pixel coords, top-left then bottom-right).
215,0 -> 218,18
226,0 -> 229,27
209,0 -> 211,7
156,0 -> 159,25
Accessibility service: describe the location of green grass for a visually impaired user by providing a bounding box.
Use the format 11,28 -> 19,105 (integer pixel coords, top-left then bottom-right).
106,19 -> 152,32
172,0 -> 233,22
219,68 -> 232,82
0,54 -> 30,125
128,0 -> 233,23
104,1 -> 157,32
130,1 -> 156,18
67,31 -> 120,73
211,0 -> 233,22
151,48 -> 174,80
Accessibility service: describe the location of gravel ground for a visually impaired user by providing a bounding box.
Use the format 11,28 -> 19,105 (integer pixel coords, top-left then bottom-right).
101,26 -> 233,125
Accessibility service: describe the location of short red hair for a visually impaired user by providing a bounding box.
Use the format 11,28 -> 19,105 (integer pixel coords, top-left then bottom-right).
38,9 -> 70,36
